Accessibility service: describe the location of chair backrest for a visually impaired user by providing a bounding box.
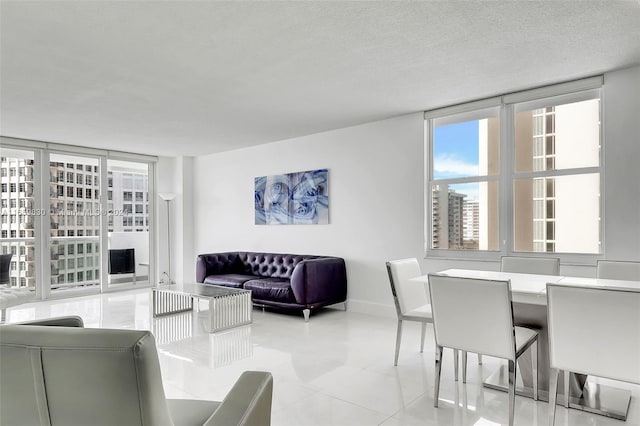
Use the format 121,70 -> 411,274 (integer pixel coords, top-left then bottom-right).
386,258 -> 428,316
501,256 -> 559,276
0,324 -> 173,426
596,260 -> 640,281
547,283 -> 640,384
0,254 -> 12,285
109,248 -> 135,274
428,274 -> 516,360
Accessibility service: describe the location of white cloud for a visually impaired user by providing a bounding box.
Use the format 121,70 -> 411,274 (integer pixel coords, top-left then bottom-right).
433,154 -> 478,177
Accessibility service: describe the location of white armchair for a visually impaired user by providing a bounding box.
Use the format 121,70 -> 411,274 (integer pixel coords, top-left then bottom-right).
0,316 -> 273,426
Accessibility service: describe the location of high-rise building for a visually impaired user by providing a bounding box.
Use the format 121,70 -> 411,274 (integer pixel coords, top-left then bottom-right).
48,159 -> 102,289
463,200 -> 479,249
0,156 -> 36,288
107,171 -> 149,233
514,99 -> 600,253
432,185 -> 465,249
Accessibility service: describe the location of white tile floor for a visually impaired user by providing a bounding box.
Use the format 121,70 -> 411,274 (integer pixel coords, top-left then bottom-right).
6,288 -> 640,426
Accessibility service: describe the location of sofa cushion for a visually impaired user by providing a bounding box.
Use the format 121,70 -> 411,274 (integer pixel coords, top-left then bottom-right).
203,274 -> 255,288
244,278 -> 296,303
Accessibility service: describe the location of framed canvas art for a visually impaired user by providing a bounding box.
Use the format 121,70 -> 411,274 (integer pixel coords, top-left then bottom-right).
255,169 -> 328,225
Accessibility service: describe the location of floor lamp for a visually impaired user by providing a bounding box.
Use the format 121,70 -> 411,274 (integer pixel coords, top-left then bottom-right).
158,192 -> 176,285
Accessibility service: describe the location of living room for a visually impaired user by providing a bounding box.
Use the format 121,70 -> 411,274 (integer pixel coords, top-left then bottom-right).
1,2 -> 640,426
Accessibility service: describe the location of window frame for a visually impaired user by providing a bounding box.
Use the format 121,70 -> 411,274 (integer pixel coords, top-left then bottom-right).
425,77 -> 604,265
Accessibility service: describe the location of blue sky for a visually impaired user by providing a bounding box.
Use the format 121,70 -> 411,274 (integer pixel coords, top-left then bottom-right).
433,120 -> 479,180
433,120 -> 481,201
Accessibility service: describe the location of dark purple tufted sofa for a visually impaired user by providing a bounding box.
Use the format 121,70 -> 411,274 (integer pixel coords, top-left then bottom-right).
196,251 -> 347,320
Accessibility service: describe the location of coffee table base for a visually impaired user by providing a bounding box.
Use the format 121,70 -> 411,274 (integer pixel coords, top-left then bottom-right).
152,287 -> 252,333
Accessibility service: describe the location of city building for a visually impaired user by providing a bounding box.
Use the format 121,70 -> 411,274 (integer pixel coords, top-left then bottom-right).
463,200 -> 479,249
432,185 -> 465,249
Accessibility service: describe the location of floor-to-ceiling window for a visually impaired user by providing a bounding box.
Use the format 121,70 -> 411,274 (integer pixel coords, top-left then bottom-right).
106,159 -> 151,290
48,153 -> 102,296
0,148 -> 38,292
0,138 -> 156,299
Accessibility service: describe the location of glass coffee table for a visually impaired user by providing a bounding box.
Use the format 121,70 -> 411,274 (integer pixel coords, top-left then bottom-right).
152,283 -> 252,333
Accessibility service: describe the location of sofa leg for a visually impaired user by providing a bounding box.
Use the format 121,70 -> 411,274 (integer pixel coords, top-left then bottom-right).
343,301 -> 348,311
303,309 -> 310,322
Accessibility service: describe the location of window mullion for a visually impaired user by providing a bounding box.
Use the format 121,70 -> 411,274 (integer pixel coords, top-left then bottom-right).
430,175 -> 499,186
502,103 -> 514,256
513,166 -> 600,180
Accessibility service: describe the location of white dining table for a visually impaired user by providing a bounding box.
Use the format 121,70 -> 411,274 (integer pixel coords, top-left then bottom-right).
410,269 -> 640,421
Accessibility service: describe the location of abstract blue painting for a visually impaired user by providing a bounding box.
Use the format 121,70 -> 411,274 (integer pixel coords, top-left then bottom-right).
255,169 -> 329,225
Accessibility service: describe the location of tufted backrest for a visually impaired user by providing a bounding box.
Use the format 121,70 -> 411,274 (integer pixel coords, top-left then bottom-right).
200,252 -> 241,274
238,252 -> 320,279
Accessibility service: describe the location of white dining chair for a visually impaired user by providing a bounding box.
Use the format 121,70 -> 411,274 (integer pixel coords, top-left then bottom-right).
501,256 -> 560,276
428,273 -> 538,426
596,260 -> 640,281
386,259 -> 433,366
547,283 -> 640,425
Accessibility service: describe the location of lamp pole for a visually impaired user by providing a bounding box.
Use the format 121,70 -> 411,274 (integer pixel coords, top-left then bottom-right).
158,193 -> 176,284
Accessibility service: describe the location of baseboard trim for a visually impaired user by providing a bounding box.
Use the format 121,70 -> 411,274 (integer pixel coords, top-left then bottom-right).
343,299 -> 396,318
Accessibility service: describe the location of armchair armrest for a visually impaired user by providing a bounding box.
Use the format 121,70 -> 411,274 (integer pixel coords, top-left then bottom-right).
13,315 -> 84,328
204,371 -> 273,426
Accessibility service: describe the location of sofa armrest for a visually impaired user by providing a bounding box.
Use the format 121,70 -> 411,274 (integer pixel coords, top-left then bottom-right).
13,315 -> 84,328
196,255 -> 209,283
290,257 -> 347,306
196,253 -> 242,283
204,371 -> 273,426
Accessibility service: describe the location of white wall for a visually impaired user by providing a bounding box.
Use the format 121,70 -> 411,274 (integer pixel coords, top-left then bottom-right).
187,66 -> 640,317
193,112 -> 425,316
601,66 -> 640,261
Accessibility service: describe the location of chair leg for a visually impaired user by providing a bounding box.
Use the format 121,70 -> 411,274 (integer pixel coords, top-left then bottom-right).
563,370 -> 570,408
531,340 -> 538,401
434,345 -> 443,408
549,368 -> 559,426
462,351 -> 468,383
420,322 -> 426,353
477,353 -> 483,365
508,359 -> 516,426
454,349 -> 459,381
394,319 -> 403,366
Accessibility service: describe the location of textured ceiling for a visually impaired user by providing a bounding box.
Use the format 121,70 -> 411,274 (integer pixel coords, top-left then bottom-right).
1,1 -> 639,156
